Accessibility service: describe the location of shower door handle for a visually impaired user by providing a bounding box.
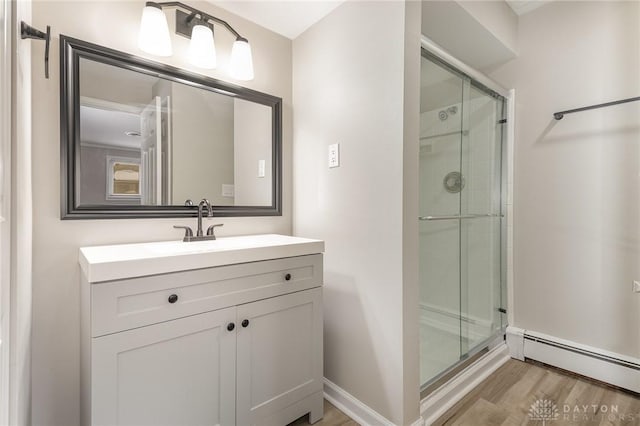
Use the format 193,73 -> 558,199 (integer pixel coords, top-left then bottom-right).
418,213 -> 503,221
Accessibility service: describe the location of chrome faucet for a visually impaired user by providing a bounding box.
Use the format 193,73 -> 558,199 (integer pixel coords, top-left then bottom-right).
196,199 -> 213,237
173,198 -> 224,242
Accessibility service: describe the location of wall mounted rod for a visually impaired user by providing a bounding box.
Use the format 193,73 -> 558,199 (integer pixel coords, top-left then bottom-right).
553,96 -> 640,120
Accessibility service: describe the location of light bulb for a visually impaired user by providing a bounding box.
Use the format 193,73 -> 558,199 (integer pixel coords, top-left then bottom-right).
229,37 -> 254,81
138,3 -> 172,57
188,25 -> 217,69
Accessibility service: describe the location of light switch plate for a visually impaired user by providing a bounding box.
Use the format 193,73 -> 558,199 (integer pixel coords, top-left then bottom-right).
222,184 -> 235,197
328,143 -> 340,168
634,280 -> 640,293
258,159 -> 266,178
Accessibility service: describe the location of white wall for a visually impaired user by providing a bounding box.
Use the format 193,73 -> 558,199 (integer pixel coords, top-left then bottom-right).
489,1 -> 640,358
293,1 -> 421,424
233,98 -> 272,206
457,0 -> 518,55
30,1 -> 292,424
421,0 -> 517,70
170,83 -> 235,205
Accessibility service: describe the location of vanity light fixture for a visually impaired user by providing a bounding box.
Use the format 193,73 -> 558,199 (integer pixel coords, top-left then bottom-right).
138,1 -> 254,80
138,3 -> 173,56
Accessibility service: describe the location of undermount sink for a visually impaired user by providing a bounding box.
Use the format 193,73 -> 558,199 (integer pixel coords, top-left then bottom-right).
79,234 -> 324,283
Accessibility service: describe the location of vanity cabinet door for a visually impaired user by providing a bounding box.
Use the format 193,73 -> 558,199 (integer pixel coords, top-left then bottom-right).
236,288 -> 323,425
91,308 -> 236,426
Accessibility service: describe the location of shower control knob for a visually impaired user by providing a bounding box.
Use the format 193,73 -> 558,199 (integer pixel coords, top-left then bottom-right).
168,294 -> 178,304
227,322 -> 235,332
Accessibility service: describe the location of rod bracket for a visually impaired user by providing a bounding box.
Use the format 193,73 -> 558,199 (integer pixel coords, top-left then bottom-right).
21,21 -> 50,79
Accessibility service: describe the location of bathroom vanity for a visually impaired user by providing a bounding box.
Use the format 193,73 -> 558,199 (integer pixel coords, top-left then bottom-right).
79,234 -> 324,426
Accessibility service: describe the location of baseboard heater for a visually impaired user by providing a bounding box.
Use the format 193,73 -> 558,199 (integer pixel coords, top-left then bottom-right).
507,327 -> 640,393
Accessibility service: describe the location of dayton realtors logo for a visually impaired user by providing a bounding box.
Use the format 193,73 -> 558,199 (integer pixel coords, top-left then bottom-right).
529,398 -> 638,423
528,399 -> 559,425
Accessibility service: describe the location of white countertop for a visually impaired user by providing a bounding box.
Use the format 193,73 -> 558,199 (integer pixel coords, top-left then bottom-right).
79,234 -> 324,283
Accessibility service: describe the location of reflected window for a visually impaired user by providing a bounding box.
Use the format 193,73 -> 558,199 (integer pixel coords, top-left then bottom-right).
107,156 -> 141,199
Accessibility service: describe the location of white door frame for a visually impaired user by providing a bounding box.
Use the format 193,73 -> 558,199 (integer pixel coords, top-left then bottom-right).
9,1 -> 34,425
0,0 -> 12,424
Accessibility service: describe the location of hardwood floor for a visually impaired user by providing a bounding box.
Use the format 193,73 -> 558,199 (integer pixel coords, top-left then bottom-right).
433,359 -> 640,425
288,360 -> 640,426
288,400 -> 357,426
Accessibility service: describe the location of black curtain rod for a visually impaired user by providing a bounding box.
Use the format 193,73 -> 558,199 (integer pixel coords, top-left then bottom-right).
553,96 -> 640,120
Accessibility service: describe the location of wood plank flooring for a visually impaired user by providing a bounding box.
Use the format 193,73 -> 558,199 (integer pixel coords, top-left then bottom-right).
288,400 -> 357,426
288,360 -> 640,426
433,359 -> 640,425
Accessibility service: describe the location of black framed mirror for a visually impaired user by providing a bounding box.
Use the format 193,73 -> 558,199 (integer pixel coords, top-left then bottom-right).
60,35 -> 282,219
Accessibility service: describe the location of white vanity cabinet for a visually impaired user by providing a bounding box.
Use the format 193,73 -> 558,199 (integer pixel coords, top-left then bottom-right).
79,235 -> 324,426
236,289 -> 322,426
91,308 -> 237,426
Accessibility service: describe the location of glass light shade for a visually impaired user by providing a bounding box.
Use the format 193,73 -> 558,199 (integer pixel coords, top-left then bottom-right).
188,25 -> 217,69
229,38 -> 254,81
138,4 -> 172,57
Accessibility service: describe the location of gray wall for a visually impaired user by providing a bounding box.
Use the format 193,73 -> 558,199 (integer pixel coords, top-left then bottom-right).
79,146 -> 141,205
30,1 -> 292,425
489,1 -> 640,357
293,2 -> 421,424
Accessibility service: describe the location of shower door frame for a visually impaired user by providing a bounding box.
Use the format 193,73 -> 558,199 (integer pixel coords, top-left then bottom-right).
419,37 -> 513,397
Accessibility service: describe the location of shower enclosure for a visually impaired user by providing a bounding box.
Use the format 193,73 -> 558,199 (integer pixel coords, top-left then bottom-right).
419,49 -> 507,391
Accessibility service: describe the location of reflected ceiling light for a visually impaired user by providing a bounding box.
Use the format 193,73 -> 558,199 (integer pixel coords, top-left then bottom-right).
138,1 -> 254,80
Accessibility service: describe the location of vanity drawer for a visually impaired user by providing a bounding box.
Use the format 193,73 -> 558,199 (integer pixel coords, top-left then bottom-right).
90,254 -> 322,337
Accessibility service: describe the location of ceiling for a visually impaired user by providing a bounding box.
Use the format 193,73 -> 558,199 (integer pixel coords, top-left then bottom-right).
80,106 -> 142,150
211,0 -> 344,39
211,1 -> 549,41
505,0 -> 550,15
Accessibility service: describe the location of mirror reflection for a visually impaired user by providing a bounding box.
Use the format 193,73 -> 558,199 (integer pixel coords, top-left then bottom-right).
77,58 -> 273,208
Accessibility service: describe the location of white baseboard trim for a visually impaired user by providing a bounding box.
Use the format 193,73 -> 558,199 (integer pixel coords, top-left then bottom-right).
505,326 -> 524,360
410,416 -> 426,426
420,344 -> 510,425
512,329 -> 640,393
323,378 -> 394,426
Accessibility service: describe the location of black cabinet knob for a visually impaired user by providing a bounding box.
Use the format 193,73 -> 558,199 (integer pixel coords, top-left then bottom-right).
168,294 -> 178,304
241,319 -> 249,328
285,273 -> 292,281
227,322 -> 235,332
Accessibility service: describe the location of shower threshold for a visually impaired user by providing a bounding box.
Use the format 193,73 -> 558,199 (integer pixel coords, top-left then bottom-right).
420,332 -> 505,400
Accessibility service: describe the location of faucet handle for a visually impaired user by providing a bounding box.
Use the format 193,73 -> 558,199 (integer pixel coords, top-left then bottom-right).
173,225 -> 194,242
206,224 -> 224,239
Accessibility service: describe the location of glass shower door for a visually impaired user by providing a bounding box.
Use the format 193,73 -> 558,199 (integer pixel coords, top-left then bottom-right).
418,54 -> 467,385
459,84 -> 505,355
419,50 -> 506,390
